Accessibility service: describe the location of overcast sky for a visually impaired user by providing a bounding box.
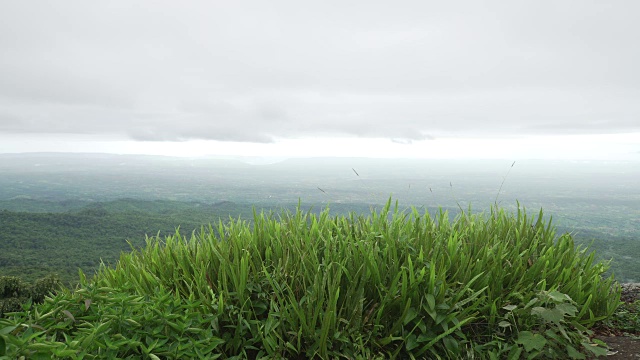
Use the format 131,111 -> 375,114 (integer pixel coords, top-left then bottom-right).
0,1 -> 638,160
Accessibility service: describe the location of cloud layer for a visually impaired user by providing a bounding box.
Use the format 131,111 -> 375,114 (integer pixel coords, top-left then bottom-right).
1,1 -> 638,143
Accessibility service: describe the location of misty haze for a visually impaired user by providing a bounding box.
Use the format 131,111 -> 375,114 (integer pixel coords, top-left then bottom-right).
2,152 -> 639,282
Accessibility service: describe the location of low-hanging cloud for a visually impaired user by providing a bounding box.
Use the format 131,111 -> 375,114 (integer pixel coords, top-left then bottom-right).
0,0 -> 638,144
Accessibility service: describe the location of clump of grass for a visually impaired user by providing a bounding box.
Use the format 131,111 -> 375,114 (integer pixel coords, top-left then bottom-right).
600,300 -> 640,335
0,200 -> 619,359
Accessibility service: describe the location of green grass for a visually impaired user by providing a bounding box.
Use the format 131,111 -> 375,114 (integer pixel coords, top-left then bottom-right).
0,200 -> 620,359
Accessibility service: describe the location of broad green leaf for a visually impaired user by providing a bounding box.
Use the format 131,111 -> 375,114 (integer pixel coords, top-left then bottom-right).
532,307 -> 564,324
516,331 -> 547,352
404,307 -> 418,325
0,325 -> 18,336
566,345 -> 585,359
405,334 -> 419,351
548,291 -> 571,303
581,342 -> 608,357
426,293 -> 436,311
556,303 -> 577,317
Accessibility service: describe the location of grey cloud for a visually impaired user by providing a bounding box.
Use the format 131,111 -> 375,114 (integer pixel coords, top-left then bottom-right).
0,0 -> 639,143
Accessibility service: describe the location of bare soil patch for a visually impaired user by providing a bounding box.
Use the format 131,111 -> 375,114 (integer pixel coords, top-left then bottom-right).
594,335 -> 640,359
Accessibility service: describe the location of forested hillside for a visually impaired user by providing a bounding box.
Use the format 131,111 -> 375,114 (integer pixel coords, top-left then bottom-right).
0,200 -> 255,285
0,199 -> 384,285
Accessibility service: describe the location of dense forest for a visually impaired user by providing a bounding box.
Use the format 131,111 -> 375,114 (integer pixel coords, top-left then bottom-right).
0,200 -> 250,285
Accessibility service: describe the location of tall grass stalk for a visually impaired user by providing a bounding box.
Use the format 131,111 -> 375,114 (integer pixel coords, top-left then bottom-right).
0,200 -> 619,359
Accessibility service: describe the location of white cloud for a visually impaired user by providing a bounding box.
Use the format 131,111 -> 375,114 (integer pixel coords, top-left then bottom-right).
0,0 -> 639,150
